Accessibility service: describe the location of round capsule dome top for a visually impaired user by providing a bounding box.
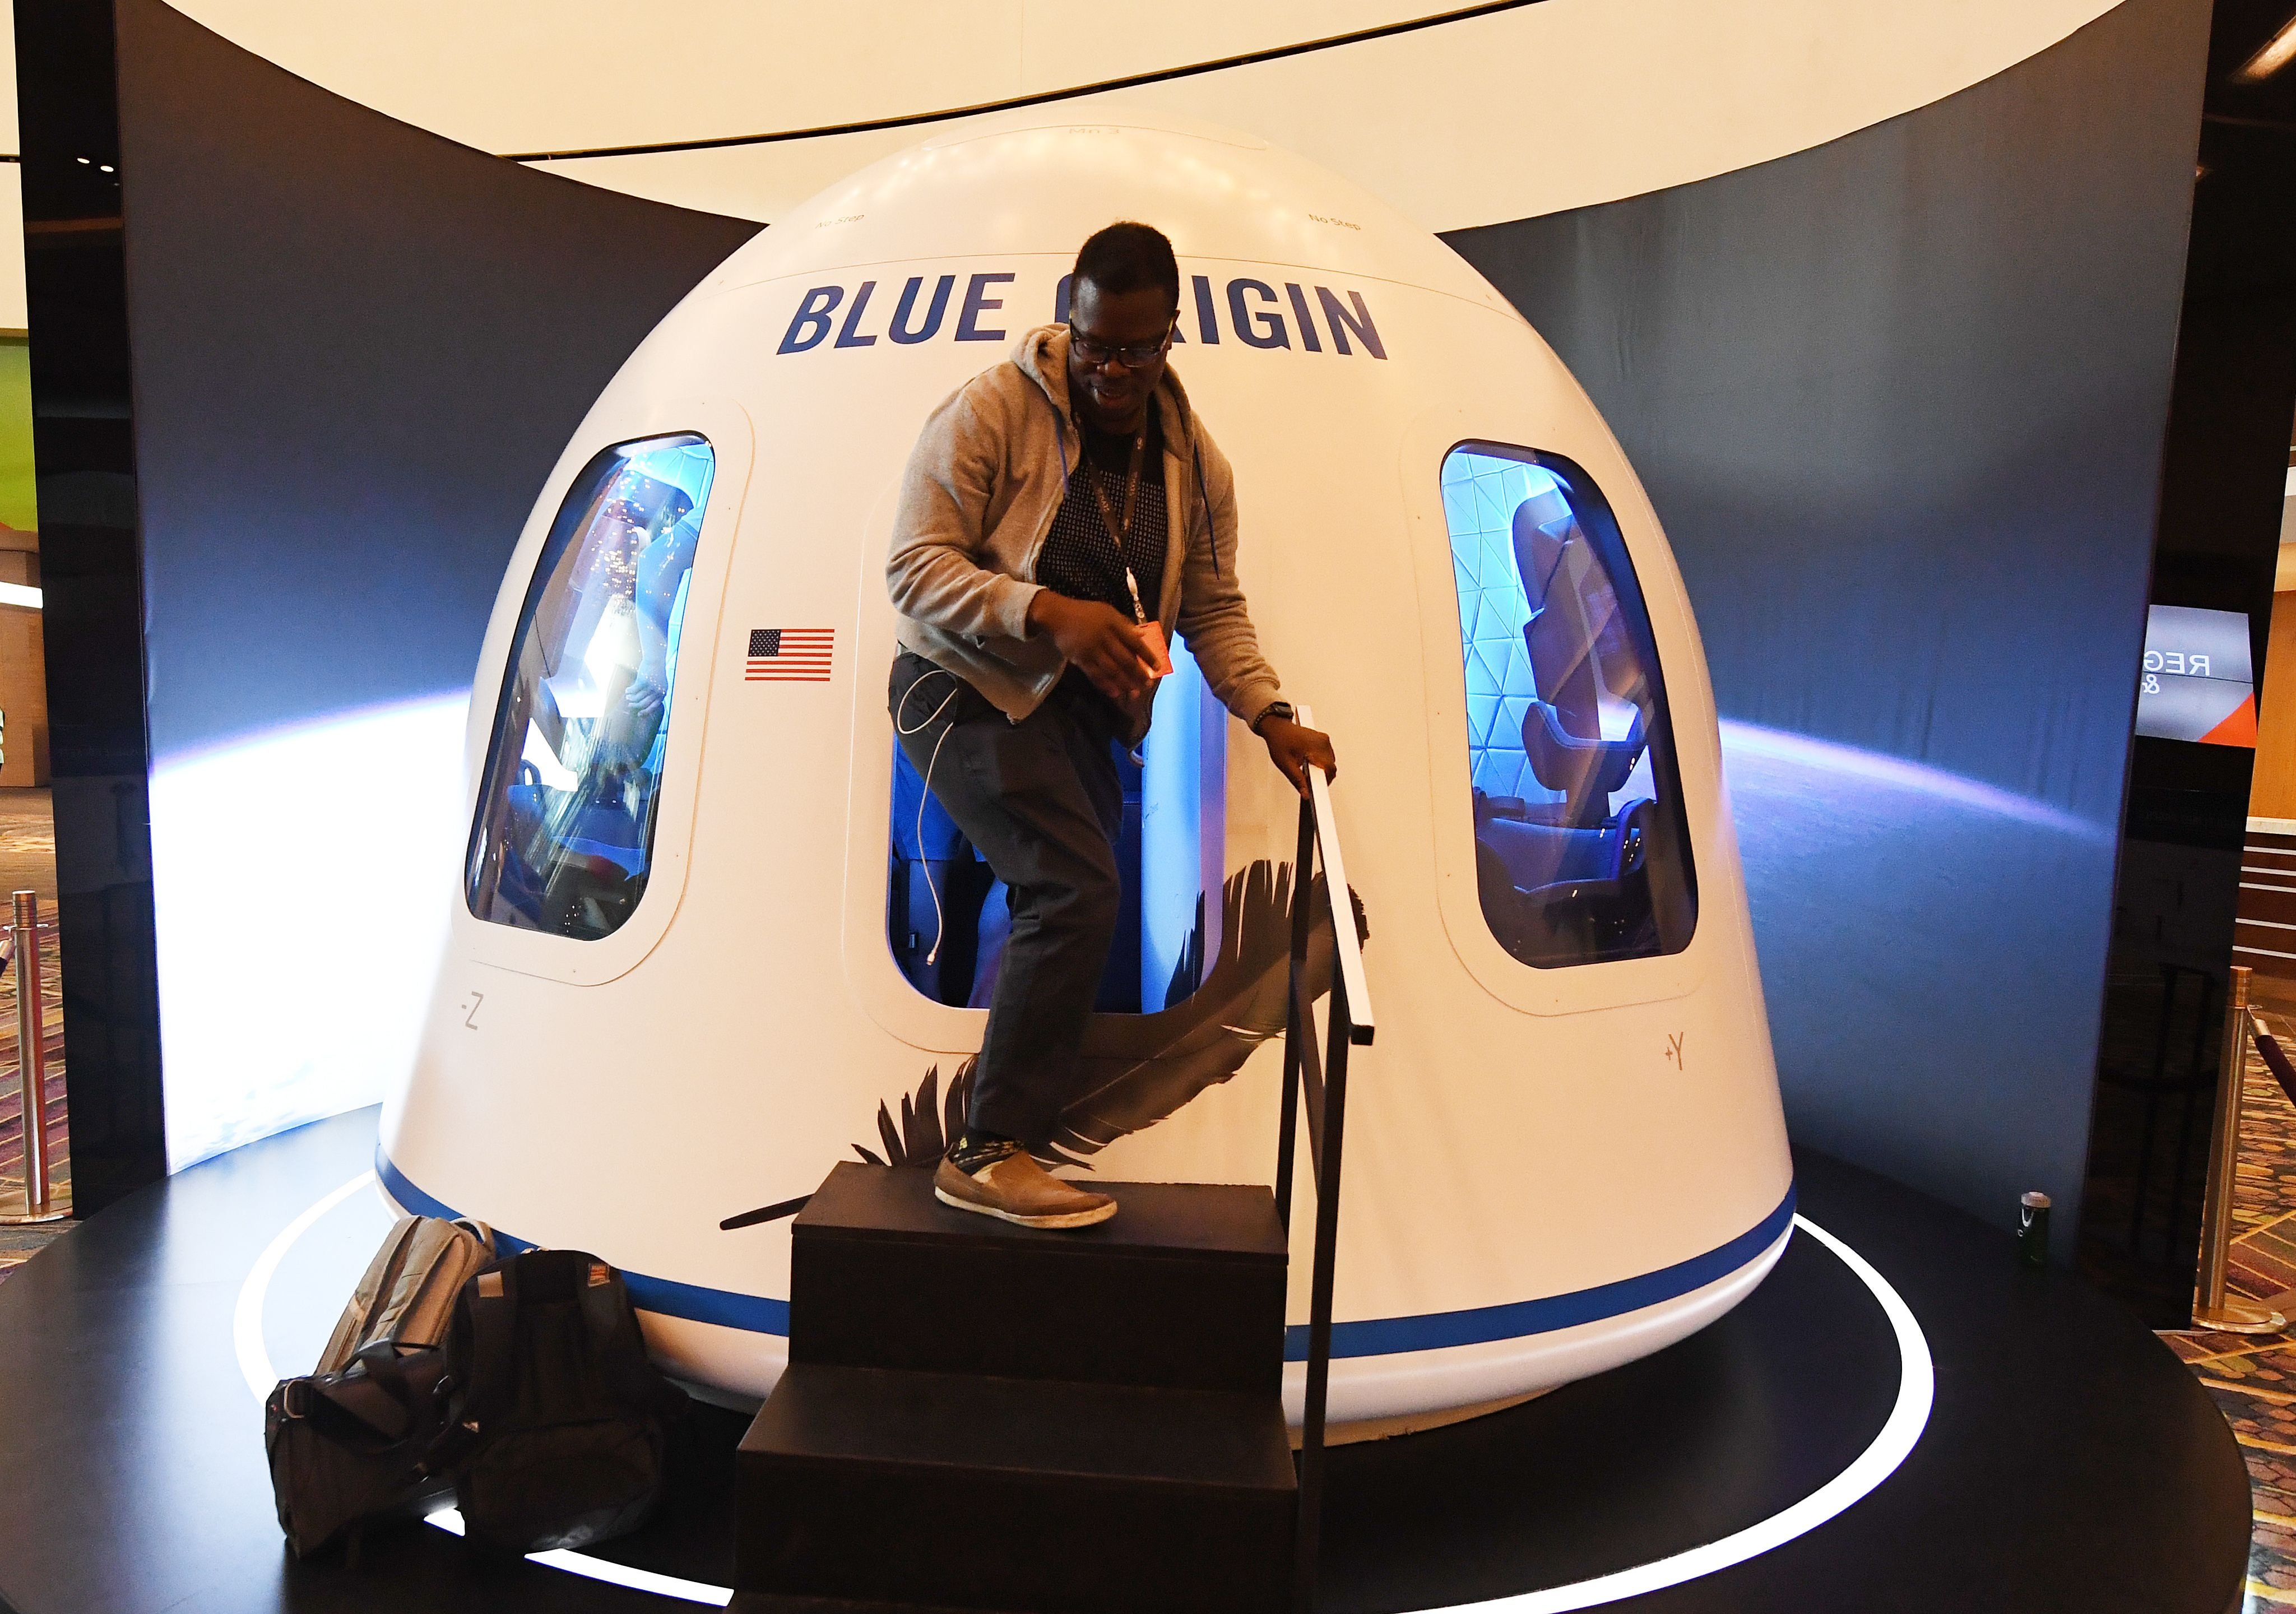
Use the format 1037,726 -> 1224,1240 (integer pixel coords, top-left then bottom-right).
687,113 -> 1516,319
383,113 -> 1793,1428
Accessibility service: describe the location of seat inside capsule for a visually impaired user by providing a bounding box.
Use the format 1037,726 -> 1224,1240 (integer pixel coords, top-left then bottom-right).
1443,447 -> 1699,969
467,434 -> 717,941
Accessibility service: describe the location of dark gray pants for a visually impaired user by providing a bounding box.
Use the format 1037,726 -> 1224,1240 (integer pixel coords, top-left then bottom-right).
890,652 -> 1123,1145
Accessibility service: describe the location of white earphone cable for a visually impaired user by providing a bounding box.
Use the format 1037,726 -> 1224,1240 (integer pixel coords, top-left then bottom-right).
894,669 -> 964,965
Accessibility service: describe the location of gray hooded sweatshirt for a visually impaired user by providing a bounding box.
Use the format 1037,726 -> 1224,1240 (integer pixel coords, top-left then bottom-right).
887,324 -> 1283,744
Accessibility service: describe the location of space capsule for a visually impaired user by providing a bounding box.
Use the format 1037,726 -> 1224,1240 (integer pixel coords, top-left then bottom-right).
379,113 -> 1794,1428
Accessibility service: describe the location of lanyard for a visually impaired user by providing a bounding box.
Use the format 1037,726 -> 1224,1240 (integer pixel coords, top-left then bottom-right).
1081,425 -> 1151,624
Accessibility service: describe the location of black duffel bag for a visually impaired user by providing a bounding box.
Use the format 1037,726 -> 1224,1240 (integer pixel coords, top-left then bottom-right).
439,1247 -> 689,1554
264,1341 -> 457,1559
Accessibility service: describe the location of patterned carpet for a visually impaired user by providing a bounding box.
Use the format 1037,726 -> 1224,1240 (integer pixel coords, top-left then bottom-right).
0,786 -> 69,1287
2160,1003 -> 2296,1609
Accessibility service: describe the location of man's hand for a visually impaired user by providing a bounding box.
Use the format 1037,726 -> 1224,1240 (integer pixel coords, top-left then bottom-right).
1028,591 -> 1163,705
1262,717 -> 1337,799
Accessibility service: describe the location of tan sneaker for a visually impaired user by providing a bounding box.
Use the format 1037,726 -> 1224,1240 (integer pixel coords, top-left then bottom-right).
934,1153 -> 1117,1230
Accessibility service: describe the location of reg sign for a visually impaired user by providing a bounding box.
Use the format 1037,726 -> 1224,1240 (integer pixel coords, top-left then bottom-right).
2135,604 -> 2256,747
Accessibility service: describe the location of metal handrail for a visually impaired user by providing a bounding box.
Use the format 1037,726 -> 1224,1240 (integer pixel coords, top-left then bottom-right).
1274,702 -> 1370,1613
1303,720 -> 1374,1046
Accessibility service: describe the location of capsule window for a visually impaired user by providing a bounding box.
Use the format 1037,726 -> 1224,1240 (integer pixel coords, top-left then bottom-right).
467,434 -> 715,940
1442,444 -> 1696,966
887,643 -> 1226,1013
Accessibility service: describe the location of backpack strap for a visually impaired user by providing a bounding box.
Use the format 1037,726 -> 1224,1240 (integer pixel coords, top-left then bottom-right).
296,1346 -> 440,1445
1194,442 -> 1218,577
396,1219 -> 499,1350
317,1216 -> 421,1375
574,1263 -> 686,1419
456,1261 -> 522,1435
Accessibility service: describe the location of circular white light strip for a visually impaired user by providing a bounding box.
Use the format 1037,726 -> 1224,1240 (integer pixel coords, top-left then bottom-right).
1450,1214 -> 1936,1612
239,1179 -> 1932,1612
232,1169 -> 379,1402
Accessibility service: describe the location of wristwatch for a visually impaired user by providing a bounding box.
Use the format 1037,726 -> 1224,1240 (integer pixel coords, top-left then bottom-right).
1250,699 -> 1297,736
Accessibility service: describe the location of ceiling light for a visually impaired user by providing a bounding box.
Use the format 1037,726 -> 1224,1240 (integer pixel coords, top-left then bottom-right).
2235,13 -> 2296,82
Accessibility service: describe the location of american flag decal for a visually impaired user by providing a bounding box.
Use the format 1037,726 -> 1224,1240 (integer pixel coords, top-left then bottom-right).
746,627 -> 835,683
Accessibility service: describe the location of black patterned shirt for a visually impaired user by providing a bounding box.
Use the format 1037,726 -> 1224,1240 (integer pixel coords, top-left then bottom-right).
1036,411 -> 1168,630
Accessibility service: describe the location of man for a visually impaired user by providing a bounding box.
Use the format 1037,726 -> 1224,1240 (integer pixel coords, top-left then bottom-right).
887,221 -> 1335,1231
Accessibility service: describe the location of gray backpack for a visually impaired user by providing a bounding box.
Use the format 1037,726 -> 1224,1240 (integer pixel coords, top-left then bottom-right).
266,1214 -> 497,1557
317,1214 -> 497,1370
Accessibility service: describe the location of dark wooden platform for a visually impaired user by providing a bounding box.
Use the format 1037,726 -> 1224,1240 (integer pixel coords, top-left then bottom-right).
785,1163 -> 1288,1393
0,1107 -> 2252,1613
740,1164 -> 1296,1612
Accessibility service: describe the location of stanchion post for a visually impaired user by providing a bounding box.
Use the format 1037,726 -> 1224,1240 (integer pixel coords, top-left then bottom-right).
0,889 -> 63,1225
2193,965 -> 2283,1333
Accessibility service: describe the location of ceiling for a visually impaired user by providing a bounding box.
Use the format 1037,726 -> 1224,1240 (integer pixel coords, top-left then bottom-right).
163,0 -> 1449,157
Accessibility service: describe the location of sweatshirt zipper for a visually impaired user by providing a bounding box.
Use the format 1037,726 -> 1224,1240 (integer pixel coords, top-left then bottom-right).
1022,381 -> 1071,586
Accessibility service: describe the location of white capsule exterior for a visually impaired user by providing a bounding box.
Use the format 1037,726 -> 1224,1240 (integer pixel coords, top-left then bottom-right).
380,114 -> 1794,1426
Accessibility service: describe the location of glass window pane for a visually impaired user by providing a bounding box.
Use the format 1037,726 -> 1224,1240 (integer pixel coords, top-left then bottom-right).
887,638 -> 1223,1013
467,434 -> 715,940
1442,444 -> 1697,967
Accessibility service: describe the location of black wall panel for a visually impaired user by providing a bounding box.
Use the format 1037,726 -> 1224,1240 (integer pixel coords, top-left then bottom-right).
17,0 -> 159,1213
2078,11 -> 2296,1323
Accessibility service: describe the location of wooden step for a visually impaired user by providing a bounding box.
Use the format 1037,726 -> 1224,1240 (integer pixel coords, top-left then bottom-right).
789,1162 -> 1288,1394
737,1362 -> 1295,1614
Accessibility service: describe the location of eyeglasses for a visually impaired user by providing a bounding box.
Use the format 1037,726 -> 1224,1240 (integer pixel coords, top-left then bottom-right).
1068,323 -> 1173,369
